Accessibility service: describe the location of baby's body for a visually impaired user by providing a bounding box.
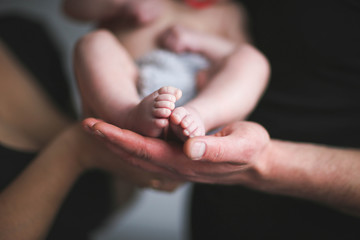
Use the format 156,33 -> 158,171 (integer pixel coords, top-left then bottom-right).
111,0 -> 244,60
75,0 -> 269,140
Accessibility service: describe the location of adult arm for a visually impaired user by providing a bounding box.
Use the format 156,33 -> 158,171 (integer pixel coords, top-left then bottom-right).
0,122 -> 180,240
0,125 -> 88,240
84,118 -> 360,217
0,40 -> 179,239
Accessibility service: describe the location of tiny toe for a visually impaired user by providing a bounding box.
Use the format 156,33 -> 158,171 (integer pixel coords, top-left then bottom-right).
190,128 -> 204,138
154,119 -> 169,128
154,101 -> 175,110
174,89 -> 182,100
158,86 -> 182,101
156,94 -> 176,102
158,86 -> 177,94
171,107 -> 188,125
180,114 -> 194,128
183,129 -> 190,136
153,108 -> 172,118
184,121 -> 197,135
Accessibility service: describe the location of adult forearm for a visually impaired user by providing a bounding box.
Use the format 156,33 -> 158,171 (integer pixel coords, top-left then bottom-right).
0,128 -> 85,240
258,140 -> 360,216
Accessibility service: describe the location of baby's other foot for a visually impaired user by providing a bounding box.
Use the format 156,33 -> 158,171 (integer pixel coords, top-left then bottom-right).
170,106 -> 205,141
159,25 -> 201,53
127,86 -> 182,137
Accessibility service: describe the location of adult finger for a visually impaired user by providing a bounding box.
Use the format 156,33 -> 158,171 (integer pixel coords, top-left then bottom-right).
184,121 -> 270,163
82,118 -> 188,177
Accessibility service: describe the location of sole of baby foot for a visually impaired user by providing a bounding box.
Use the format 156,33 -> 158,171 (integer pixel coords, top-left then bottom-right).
126,86 -> 182,138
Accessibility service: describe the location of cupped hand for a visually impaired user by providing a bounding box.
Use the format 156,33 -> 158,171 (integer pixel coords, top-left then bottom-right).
67,122 -> 180,191
82,118 -> 271,186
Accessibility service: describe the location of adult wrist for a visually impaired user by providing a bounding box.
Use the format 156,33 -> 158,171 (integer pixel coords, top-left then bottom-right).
248,138 -> 300,195
58,124 -> 97,174
245,138 -> 275,191
251,139 -> 327,198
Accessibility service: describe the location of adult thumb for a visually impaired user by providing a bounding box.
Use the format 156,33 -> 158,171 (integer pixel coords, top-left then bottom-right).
183,122 -> 269,163
183,136 -> 229,162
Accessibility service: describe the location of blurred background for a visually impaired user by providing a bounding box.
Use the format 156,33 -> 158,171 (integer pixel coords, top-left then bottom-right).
0,0 -> 192,239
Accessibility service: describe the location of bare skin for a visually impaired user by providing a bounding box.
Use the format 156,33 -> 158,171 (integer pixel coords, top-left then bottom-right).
160,24 -> 238,63
73,0 -> 269,141
0,40 -> 180,239
125,86 -> 182,137
159,24 -> 242,140
75,30 -> 182,138
63,0 -> 164,25
84,117 -> 360,217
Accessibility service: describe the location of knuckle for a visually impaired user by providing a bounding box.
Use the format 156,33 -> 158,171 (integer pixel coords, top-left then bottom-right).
207,144 -> 225,163
132,145 -> 152,162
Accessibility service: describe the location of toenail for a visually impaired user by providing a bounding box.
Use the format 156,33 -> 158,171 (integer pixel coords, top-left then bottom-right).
172,113 -> 180,120
184,129 -> 190,136
190,141 -> 206,160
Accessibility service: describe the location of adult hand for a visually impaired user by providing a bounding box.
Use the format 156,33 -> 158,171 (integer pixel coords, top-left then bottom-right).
82,118 -> 271,186
83,118 -> 360,215
70,123 -> 181,191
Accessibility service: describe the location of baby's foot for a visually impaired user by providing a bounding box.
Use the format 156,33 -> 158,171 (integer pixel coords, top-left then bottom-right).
170,106 -> 205,141
126,86 -> 182,138
159,25 -> 202,53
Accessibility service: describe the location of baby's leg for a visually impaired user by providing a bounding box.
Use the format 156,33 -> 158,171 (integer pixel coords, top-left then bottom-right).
159,25 -> 236,63
75,29 -> 138,123
75,29 -> 181,137
170,44 -> 270,141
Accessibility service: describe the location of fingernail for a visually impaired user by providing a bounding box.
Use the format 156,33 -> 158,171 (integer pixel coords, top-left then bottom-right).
190,141 -> 206,160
